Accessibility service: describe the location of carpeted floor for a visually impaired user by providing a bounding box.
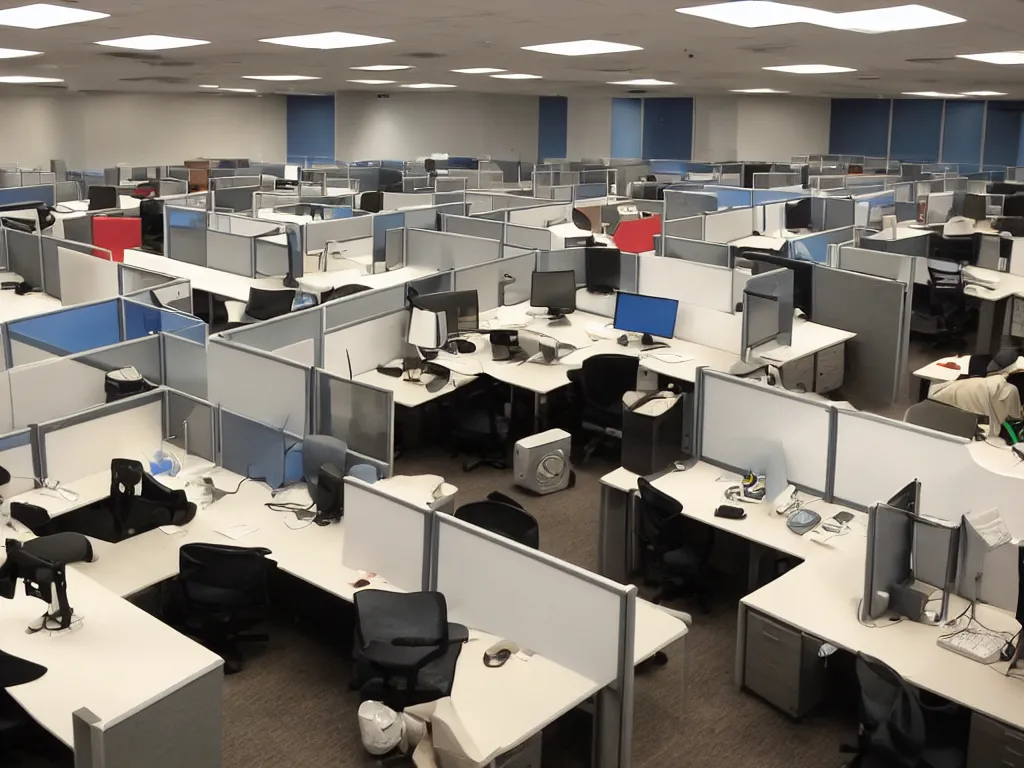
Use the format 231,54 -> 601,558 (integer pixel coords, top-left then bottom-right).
8,336 -> 964,767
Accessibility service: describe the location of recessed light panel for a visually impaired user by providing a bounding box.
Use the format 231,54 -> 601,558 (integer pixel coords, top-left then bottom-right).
902,91 -> 963,98
351,65 -> 413,71
222,87 -> 257,93
763,64 -> 856,74
957,51 -> 1024,65
401,83 -> 456,89
0,48 -> 40,59
831,5 -> 963,32
491,73 -> 542,80
0,75 -> 62,83
522,39 -> 642,56
96,35 -> 210,51
677,2 -> 962,33
451,67 -> 506,74
260,32 -> 394,50
0,4 -> 108,29
961,90 -> 1007,96
198,84 -> 219,89
609,78 -> 675,86
730,88 -> 789,93
347,79 -> 396,85
242,75 -> 321,81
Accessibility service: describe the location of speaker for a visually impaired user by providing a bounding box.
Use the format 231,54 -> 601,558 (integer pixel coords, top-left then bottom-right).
514,429 -> 571,495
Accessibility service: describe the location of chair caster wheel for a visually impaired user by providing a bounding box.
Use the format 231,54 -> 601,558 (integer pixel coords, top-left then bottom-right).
653,651 -> 668,666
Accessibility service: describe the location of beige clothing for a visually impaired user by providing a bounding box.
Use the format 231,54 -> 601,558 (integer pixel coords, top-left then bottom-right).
930,375 -> 1023,436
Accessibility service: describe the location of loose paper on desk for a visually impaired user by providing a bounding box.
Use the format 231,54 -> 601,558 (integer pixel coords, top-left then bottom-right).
965,507 -> 1011,550
216,523 -> 259,541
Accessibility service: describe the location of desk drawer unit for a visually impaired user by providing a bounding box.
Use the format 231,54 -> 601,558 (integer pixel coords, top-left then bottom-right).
780,355 -> 814,394
968,712 -> 1024,768
743,611 -> 826,718
815,344 -> 845,394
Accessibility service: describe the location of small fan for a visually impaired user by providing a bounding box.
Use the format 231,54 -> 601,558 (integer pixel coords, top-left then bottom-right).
514,429 -> 572,496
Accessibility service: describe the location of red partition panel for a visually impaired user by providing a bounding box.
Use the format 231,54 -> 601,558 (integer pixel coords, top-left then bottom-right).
613,215 -> 662,255
92,216 -> 141,263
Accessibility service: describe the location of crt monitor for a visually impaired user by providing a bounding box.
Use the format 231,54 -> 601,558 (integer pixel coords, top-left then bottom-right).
613,292 -> 679,344
413,290 -> 479,335
584,247 -> 621,294
530,270 -> 577,318
784,198 -> 812,230
88,185 -> 117,211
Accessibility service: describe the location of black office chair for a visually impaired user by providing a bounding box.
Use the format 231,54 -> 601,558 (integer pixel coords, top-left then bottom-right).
840,653 -> 966,768
635,477 -> 714,614
351,590 -> 464,710
319,283 -> 371,304
913,264 -> 971,348
175,543 -> 276,675
447,379 -> 510,472
193,288 -> 229,328
215,287 -> 296,332
567,354 -> 639,462
454,492 -> 539,549
571,207 -> 591,231
903,400 -> 981,440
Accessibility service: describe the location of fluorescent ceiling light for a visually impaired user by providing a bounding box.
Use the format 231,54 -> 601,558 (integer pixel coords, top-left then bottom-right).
608,78 -> 675,86
451,67 -> 506,74
242,75 -> 321,81
0,4 -> 108,29
351,65 -> 413,71
198,84 -> 219,89
730,88 -> 788,93
401,83 -> 456,89
961,90 -> 1007,96
957,51 -> 1024,65
491,73 -> 542,80
260,31 -> 394,50
0,75 -> 62,83
347,79 -> 396,85
522,39 -> 642,56
763,64 -> 856,74
96,35 -> 210,51
222,87 -> 257,93
902,91 -> 964,98
0,48 -> 40,59
677,2 -> 962,33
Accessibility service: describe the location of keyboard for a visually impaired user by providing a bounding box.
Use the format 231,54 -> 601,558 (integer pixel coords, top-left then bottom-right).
936,625 -> 1006,665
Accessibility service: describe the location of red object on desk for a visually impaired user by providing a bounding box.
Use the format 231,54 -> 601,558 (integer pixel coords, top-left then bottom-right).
613,215 -> 662,254
937,361 -> 961,370
92,216 -> 141,263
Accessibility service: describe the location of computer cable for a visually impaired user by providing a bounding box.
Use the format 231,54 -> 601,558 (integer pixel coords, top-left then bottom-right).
856,599 -> 904,630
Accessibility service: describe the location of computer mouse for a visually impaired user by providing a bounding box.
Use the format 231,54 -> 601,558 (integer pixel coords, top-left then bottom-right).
617,334 -> 629,347
454,339 -> 477,354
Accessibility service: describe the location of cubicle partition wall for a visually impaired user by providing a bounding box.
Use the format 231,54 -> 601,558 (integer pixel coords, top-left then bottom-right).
663,216 -> 704,241
315,369 -> 394,477
537,248 -> 640,299
453,251 -> 537,311
165,206 -> 208,266
219,407 -> 303,489
0,183 -> 56,208
405,229 -> 501,271
664,190 -> 718,220
507,203 -> 573,228
789,226 -> 856,264
662,237 -> 732,268
306,215 -> 372,255
704,207 -> 755,244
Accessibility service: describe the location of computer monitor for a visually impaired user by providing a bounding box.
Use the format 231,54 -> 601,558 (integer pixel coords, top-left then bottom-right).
784,198 -> 811,230
530,270 -> 577,319
613,291 -> 679,344
413,290 -> 479,335
861,502 -> 915,622
88,185 -> 117,211
139,198 -> 164,254
283,222 -> 303,288
407,306 -> 447,350
888,479 -> 921,515
743,291 -> 780,352
963,193 -> 988,221
743,251 -> 814,318
584,247 -> 621,294
933,235 -> 976,265
1004,193 -> 1024,219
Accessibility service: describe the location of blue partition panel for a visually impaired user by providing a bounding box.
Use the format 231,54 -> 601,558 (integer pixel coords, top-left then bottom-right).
829,99 -> 889,157
649,160 -> 688,175
642,98 -> 693,161
611,98 -> 643,159
790,233 -> 830,264
123,300 -> 206,344
0,185 -> 56,207
538,96 -> 568,162
707,186 -> 753,208
890,99 -> 942,162
753,190 -> 805,204
942,101 -> 984,168
8,300 -> 120,355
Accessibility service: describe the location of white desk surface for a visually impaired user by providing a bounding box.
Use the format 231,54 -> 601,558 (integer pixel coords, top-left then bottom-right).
913,355 -> 970,385
0,287 -> 62,323
731,234 -> 788,251
0,567 -> 221,747
633,600 -> 688,664
297,264 -> 435,295
754,318 -> 856,365
10,471 -> 110,519
963,266 -> 1024,302
124,248 -> 282,303
353,366 -> 478,409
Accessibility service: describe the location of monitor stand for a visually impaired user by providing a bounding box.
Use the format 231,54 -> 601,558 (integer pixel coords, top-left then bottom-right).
640,333 -> 670,350
546,308 -> 570,326
587,286 -> 616,296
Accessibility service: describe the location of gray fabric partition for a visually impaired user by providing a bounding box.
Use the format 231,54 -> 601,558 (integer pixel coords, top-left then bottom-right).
664,190 -> 717,220
0,223 -> 6,270
163,334 -> 208,398
226,306 -> 324,366
824,198 -> 855,229
79,335 -> 162,385
405,229 -> 501,271
324,284 -> 405,330
663,216 -> 704,240
442,214 -> 503,241
664,237 -> 732,267
812,266 -> 906,407
860,230 -> 933,258
41,237 -> 60,300
505,223 -> 551,250
168,225 -> 207,267
385,228 -> 404,270
537,248 -> 585,285
316,369 -> 394,476
500,251 -> 538,306
6,228 -> 42,289
165,390 -> 216,462
810,197 -> 826,230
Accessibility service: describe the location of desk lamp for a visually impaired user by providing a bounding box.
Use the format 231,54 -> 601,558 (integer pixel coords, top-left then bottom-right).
0,534 -> 94,633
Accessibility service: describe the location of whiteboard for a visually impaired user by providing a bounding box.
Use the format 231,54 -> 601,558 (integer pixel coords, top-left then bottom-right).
208,341 -> 308,432
832,409 -> 971,517
342,480 -> 426,592
323,310 -> 408,377
637,254 -> 734,313
701,371 -> 832,493
435,514 -> 628,684
57,246 -> 118,306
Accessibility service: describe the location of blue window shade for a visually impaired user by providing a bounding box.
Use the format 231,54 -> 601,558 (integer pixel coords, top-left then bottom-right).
890,99 -> 942,162
829,99 -> 889,157
538,96 -> 568,162
989,103 -> 1024,167
941,101 -> 984,167
286,95 -> 335,164
611,98 -> 643,159
641,98 -> 693,160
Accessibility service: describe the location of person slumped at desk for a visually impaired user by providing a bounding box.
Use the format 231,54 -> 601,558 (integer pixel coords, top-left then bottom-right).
929,350 -> 1024,437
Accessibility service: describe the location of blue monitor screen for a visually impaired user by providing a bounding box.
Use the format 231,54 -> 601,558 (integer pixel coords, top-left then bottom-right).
613,292 -> 679,339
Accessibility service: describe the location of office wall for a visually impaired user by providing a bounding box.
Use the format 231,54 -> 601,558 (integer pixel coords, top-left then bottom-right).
693,96 -> 738,160
61,94 -> 287,167
0,95 -> 66,168
287,95 -> 335,164
567,95 -> 612,159
334,91 -> 539,161
735,97 -> 830,159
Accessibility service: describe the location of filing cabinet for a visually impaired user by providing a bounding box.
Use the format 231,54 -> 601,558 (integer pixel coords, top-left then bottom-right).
967,712 -> 1024,768
779,355 -> 814,394
743,610 -> 827,718
815,343 -> 845,394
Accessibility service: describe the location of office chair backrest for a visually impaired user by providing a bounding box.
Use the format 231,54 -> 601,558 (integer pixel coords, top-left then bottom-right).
855,653 -> 926,766
903,399 -> 980,440
244,288 -> 295,321
320,283 -> 371,304
454,494 -> 539,549
575,354 -> 640,413
571,208 -> 590,231
109,458 -> 144,524
179,543 -> 274,610
354,589 -> 448,649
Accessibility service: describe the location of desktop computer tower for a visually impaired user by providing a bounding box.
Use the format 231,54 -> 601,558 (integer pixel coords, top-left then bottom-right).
621,393 -> 687,476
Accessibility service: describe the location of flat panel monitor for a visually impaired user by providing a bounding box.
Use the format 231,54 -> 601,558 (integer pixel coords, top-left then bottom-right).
88,185 -> 117,211
283,222 -> 303,287
413,290 -> 479,335
743,250 -> 813,317
861,502 -> 915,622
613,291 -> 679,343
1004,193 -> 1024,219
888,479 -> 921,516
784,198 -> 811,230
530,270 -> 577,318
744,291 -> 779,349
584,247 -> 621,294
963,193 -> 988,221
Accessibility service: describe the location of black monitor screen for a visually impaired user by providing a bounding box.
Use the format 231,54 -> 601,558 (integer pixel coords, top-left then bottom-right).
530,270 -> 577,314
963,193 -> 987,221
1004,194 -> 1024,219
585,247 -> 621,293
139,199 -> 164,254
742,250 -> 814,318
785,198 -> 812,230
414,290 -> 479,335
887,479 -> 921,516
88,185 -> 117,211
